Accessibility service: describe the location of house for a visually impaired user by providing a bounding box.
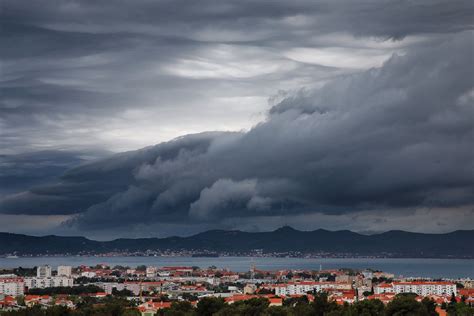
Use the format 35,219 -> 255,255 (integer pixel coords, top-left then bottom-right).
24,295 -> 52,307
0,295 -> 17,309
225,294 -> 282,306
367,293 -> 396,304
55,298 -> 76,309
138,301 -> 172,316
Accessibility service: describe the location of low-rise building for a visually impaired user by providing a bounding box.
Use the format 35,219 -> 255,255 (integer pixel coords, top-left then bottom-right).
274,282 -> 352,296
57,266 -> 72,277
138,301 -> 172,316
0,278 -> 24,296
225,294 -> 282,306
37,266 -> 52,278
81,271 -> 97,278
244,283 -> 257,294
367,293 -> 396,304
0,294 -> 18,309
24,277 -> 74,289
24,295 -> 52,307
146,266 -> 157,278
374,282 -> 456,296
335,275 -> 355,283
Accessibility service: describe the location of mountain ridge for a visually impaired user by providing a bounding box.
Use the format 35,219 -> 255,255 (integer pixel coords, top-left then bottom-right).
0,228 -> 473,258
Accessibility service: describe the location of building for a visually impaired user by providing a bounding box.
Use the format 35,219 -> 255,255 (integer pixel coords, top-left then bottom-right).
0,277 -> 24,296
138,301 -> 172,316
374,283 -> 394,294
100,281 -> 167,295
57,266 -> 72,277
373,272 -> 395,279
0,294 -> 18,309
367,293 -> 396,304
225,295 -> 282,306
24,295 -> 52,307
244,283 -> 257,294
274,282 -> 352,296
362,271 -> 374,279
329,290 -> 356,305
374,282 -> 456,296
37,266 -> 52,278
335,275 -> 355,283
25,277 -> 74,289
146,266 -> 157,278
81,271 -> 97,278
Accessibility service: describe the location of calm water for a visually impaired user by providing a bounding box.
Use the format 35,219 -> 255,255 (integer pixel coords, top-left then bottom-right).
0,257 -> 472,279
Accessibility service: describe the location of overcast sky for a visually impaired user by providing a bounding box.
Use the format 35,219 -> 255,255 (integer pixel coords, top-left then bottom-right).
0,0 -> 473,239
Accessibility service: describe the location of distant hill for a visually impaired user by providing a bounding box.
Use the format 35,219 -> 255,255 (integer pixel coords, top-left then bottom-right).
1,227 -> 473,258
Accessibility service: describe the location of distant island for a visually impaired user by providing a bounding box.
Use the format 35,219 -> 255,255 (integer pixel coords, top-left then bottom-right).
0,227 -> 473,258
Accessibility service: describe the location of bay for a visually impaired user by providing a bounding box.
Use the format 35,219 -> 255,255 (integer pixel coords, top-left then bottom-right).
1,257 -> 472,279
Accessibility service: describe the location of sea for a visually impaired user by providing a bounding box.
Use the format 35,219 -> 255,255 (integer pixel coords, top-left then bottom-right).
1,257 -> 473,279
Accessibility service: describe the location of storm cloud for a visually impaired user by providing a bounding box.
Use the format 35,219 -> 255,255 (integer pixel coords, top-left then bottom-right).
2,0 -> 473,154
1,30 -> 473,233
1,0 -> 473,236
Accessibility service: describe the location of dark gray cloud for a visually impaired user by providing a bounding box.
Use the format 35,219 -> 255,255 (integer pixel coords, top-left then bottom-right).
2,0 -> 473,154
1,31 -> 472,234
3,0 -> 472,39
1,0 -> 473,236
0,150 -> 110,196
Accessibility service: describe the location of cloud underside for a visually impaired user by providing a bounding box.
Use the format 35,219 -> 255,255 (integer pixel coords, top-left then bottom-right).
2,0 -> 474,155
1,30 -> 473,232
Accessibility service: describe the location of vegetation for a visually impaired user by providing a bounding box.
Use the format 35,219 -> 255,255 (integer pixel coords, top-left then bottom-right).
0,297 -> 139,316
27,285 -> 104,296
1,294 -> 473,316
111,289 -> 135,297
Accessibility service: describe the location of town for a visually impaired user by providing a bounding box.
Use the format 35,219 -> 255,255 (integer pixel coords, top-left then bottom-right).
0,264 -> 473,315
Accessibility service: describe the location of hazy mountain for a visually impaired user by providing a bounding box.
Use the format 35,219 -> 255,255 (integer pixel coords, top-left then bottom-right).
1,227 -> 472,258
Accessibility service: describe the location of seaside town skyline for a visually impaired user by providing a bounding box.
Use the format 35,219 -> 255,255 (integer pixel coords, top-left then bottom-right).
1,263 -> 473,314
1,1 -> 473,314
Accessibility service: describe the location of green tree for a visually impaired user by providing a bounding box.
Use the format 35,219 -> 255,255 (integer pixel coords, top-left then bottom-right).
311,293 -> 340,316
112,288 -> 134,297
195,297 -> 225,316
136,265 -> 147,271
350,299 -> 385,316
262,306 -> 291,316
234,297 -> 270,316
283,295 -> 309,307
386,295 -> 429,316
421,297 -> 437,316
447,301 -> 474,316
121,309 -> 141,316
163,301 -> 196,316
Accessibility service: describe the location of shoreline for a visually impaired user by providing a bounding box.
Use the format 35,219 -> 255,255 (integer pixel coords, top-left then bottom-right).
2,254 -> 473,259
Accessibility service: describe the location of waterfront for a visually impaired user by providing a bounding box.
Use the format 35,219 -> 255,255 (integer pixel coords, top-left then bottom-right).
1,256 -> 472,279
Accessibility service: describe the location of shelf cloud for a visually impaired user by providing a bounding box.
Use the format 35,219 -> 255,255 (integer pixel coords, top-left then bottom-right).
0,0 -> 473,237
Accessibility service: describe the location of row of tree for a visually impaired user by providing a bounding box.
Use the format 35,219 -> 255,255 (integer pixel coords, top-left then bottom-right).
1,293 -> 472,316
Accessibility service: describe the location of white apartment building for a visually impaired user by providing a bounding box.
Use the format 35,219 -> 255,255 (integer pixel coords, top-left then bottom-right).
375,282 -> 457,296
274,282 -> 352,296
146,266 -> 157,278
57,266 -> 72,277
25,277 -> 74,289
81,271 -> 97,278
37,266 -> 52,278
99,281 -> 167,295
0,277 -> 25,296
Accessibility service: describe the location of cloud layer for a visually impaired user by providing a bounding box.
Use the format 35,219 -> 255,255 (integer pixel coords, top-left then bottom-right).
1,31 -> 472,234
1,0 -> 473,236
2,0 -> 473,154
